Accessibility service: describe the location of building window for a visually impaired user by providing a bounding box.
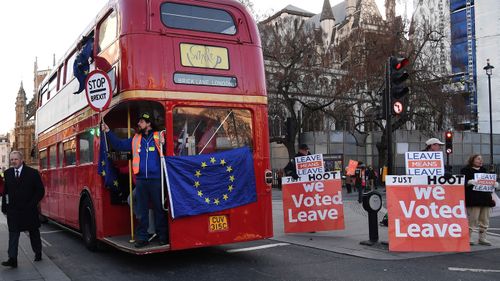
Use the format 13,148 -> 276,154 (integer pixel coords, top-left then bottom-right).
302,108 -> 324,132
161,3 -> 236,35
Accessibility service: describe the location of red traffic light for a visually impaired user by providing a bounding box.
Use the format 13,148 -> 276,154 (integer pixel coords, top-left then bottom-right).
445,131 -> 453,154
394,58 -> 409,70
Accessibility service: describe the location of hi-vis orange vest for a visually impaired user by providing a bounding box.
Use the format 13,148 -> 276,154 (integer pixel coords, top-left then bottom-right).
131,132 -> 163,174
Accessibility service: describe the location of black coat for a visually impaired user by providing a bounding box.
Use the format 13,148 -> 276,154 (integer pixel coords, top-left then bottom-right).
460,166 -> 494,207
1,164 -> 45,232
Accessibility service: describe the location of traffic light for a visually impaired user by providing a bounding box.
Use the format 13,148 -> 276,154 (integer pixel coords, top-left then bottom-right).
445,131 -> 453,154
389,56 -> 410,115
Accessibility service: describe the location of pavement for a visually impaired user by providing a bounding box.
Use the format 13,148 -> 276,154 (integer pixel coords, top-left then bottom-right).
0,211 -> 70,281
270,187 -> 500,260
1,188 -> 500,280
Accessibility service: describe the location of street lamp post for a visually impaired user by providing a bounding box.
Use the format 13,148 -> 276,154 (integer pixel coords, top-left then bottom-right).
483,59 -> 495,171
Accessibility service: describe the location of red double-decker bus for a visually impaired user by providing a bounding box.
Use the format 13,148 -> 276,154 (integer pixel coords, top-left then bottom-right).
36,0 -> 272,254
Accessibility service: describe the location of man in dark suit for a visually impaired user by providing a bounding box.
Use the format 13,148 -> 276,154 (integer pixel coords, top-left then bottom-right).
1,151 -> 45,268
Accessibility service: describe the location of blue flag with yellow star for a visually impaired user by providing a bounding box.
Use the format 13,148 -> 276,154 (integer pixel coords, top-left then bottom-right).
73,36 -> 93,95
164,147 -> 257,219
98,128 -> 120,192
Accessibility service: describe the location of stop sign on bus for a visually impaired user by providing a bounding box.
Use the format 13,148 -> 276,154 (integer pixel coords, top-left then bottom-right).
85,70 -> 112,112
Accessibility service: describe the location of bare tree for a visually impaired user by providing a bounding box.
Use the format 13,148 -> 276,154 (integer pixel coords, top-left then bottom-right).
257,1 -> 464,169
259,16 -> 353,158
334,12 -> 465,168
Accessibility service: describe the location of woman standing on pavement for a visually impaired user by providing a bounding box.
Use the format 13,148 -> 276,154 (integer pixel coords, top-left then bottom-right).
460,154 -> 497,246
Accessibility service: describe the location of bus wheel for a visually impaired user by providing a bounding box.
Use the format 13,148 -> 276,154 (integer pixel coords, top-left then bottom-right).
80,197 -> 98,251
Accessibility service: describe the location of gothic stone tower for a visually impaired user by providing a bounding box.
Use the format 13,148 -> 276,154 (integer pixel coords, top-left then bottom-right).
13,82 -> 36,167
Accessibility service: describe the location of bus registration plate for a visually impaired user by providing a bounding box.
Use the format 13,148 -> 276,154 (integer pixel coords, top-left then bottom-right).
209,215 -> 228,232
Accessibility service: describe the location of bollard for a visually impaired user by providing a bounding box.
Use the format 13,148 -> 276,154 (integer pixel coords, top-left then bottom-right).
360,191 -> 382,246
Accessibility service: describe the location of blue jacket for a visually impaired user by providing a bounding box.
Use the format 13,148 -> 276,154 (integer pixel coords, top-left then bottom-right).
106,130 -> 162,180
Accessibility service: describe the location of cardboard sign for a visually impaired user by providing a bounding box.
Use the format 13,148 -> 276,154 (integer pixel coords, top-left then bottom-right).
473,173 -> 497,192
282,172 -> 344,233
345,160 -> 358,176
386,175 -> 469,252
405,151 -> 445,176
85,70 -> 112,112
295,154 -> 324,176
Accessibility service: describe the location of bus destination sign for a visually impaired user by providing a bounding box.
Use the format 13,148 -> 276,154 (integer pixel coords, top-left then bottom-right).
85,70 -> 113,112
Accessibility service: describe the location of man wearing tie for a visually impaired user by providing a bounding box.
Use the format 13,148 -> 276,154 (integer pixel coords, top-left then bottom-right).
1,151 -> 45,268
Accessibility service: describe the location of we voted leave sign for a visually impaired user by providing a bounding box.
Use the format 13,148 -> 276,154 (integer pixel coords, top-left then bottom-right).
386,175 -> 469,252
282,172 -> 344,233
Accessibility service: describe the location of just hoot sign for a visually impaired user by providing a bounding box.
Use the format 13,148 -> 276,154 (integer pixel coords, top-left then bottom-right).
386,175 -> 469,252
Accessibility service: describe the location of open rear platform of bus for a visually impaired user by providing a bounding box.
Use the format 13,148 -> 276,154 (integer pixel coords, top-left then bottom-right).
102,235 -> 170,255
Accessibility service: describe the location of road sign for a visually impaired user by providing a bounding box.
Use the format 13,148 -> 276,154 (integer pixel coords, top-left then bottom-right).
392,101 -> 403,115
85,70 -> 112,112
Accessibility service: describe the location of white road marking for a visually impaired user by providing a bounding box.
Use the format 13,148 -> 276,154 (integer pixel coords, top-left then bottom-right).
226,243 -> 289,253
448,267 -> 500,273
41,237 -> 52,247
40,230 -> 63,234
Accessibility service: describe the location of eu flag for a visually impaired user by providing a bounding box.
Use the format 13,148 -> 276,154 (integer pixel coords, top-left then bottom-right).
165,147 -> 257,219
73,37 -> 93,95
98,128 -> 120,192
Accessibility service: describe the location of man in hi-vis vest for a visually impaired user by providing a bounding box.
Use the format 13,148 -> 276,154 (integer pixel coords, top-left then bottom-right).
102,112 -> 168,248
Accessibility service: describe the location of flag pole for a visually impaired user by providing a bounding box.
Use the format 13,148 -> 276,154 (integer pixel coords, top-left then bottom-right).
127,105 -> 135,243
100,112 -> 109,152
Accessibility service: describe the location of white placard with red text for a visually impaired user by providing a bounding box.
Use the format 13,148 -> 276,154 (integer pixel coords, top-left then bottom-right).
386,175 -> 469,252
295,153 -> 324,176
473,173 -> 497,192
282,172 -> 344,233
405,151 -> 445,176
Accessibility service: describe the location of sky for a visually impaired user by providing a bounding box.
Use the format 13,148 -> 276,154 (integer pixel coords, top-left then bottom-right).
0,0 -> 393,134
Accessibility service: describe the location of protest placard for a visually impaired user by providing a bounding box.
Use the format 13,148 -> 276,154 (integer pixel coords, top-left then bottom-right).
405,151 -> 445,176
345,160 -> 358,176
386,175 -> 469,252
295,153 -> 324,176
282,172 -> 344,233
473,173 -> 497,192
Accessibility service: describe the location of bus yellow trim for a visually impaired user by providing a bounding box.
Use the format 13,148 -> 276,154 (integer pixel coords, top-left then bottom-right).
110,90 -> 268,107
38,91 -> 267,144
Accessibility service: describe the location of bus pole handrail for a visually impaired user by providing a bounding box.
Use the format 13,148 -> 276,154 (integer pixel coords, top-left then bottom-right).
159,130 -> 169,212
127,106 -> 135,243
199,110 -> 233,154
